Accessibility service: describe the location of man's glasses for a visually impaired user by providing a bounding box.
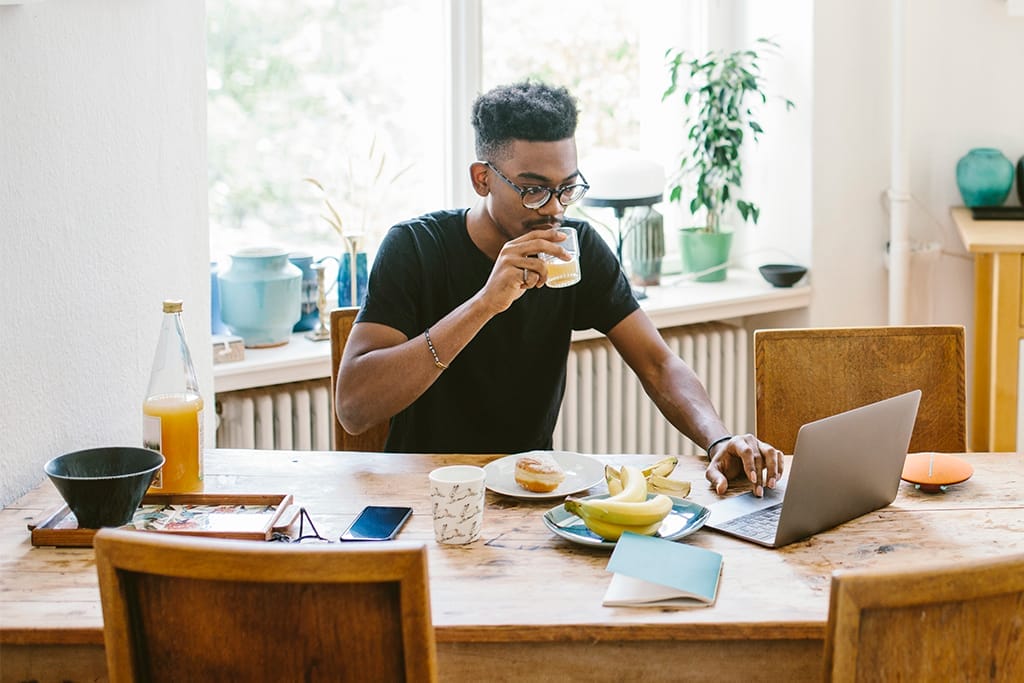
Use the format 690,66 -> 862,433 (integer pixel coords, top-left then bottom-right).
485,161 -> 590,210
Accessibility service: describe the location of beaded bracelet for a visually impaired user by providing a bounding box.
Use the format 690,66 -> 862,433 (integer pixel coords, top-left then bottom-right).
705,434 -> 733,458
423,328 -> 448,370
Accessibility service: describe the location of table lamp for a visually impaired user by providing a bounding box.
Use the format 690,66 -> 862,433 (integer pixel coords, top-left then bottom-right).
580,150 -> 666,290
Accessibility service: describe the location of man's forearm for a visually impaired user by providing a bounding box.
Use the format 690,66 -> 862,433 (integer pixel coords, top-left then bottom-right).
607,311 -> 730,455
642,358 -> 731,456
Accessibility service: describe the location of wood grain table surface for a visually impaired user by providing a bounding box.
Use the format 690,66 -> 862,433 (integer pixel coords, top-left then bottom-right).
1,450 -> 1021,682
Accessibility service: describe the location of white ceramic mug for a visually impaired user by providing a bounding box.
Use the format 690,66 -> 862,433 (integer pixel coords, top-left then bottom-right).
429,465 -> 486,544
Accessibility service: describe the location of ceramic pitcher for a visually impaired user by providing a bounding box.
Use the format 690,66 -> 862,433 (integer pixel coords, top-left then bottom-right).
217,247 -> 302,348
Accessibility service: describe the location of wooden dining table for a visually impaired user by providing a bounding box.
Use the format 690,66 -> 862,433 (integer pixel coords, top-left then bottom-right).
1,449 -> 1021,682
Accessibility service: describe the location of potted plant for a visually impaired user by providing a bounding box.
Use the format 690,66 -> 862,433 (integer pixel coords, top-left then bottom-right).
663,38 -> 794,282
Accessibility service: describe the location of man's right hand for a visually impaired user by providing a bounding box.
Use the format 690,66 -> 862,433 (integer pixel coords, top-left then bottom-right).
705,434 -> 785,498
478,228 -> 569,313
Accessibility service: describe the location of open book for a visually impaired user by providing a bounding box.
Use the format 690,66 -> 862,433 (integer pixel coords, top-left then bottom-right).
602,531 -> 723,608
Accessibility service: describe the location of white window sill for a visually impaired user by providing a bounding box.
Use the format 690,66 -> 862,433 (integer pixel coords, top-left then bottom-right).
213,268 -> 810,393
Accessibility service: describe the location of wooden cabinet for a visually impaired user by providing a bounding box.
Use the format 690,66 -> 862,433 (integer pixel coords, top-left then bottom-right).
952,207 -> 1024,451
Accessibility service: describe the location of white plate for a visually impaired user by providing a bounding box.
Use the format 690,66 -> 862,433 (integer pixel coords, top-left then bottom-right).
542,494 -> 710,549
483,451 -> 605,500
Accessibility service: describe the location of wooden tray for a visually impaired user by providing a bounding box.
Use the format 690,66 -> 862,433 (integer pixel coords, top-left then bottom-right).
28,493 -> 297,547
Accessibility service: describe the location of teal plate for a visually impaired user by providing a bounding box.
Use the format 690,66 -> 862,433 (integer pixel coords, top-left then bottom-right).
542,493 -> 710,549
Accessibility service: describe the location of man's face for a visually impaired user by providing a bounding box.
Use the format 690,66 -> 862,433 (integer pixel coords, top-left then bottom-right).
484,138 -> 582,242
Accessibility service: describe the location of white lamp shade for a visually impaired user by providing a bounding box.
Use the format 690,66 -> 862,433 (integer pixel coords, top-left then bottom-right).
579,149 -> 665,201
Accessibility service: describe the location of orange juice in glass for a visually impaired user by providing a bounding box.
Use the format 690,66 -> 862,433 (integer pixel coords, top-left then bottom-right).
542,227 -> 581,288
143,393 -> 204,493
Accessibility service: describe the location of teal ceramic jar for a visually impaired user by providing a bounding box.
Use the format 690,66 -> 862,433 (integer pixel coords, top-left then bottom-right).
217,247 -> 302,348
955,148 -> 1014,207
1017,155 -> 1023,205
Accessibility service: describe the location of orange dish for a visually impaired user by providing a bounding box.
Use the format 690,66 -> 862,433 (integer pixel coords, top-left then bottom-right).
901,453 -> 974,493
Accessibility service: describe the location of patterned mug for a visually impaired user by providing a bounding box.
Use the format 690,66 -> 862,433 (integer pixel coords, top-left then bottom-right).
428,465 -> 486,544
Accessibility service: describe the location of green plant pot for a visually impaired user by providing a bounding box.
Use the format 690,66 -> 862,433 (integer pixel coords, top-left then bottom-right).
679,228 -> 733,282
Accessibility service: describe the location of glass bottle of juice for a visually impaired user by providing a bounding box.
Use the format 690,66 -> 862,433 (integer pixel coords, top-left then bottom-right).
143,299 -> 204,493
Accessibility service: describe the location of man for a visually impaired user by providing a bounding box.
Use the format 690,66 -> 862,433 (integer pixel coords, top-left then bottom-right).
336,81 -> 782,497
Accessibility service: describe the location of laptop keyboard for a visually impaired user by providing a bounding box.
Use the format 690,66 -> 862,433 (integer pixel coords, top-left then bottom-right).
717,503 -> 783,543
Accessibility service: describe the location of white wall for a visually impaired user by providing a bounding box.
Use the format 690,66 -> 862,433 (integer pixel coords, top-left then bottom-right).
804,0 -> 1023,426
0,0 -> 211,507
744,0 -> 1022,399
809,0 -> 1022,330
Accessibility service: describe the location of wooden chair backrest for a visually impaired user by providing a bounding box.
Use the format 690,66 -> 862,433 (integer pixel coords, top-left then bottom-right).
754,325 -> 966,454
822,553 -> 1024,682
94,528 -> 437,683
330,307 -> 390,451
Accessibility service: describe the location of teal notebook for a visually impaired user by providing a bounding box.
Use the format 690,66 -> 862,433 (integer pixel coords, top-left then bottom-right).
603,531 -> 724,607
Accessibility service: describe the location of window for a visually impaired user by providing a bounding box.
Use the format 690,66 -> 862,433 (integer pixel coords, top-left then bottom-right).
480,0 -> 692,260
481,1 -> 686,161
207,2 -> 702,264
207,0 -> 445,263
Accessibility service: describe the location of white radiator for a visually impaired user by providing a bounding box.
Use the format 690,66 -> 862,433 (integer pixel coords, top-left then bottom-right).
215,322 -> 747,454
216,379 -> 333,450
553,322 -> 747,456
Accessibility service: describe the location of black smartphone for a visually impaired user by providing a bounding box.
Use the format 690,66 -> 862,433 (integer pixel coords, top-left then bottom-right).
340,505 -> 413,542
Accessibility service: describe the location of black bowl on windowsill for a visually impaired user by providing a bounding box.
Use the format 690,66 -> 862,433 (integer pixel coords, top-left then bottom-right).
758,264 -> 808,288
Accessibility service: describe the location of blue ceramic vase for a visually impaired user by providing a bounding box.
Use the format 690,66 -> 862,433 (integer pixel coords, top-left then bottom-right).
217,247 -> 302,348
955,148 -> 1014,207
338,251 -> 368,307
288,252 -> 318,332
210,261 -> 228,335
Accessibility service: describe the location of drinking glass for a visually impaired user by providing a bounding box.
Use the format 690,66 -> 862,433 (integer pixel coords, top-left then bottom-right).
541,227 -> 581,288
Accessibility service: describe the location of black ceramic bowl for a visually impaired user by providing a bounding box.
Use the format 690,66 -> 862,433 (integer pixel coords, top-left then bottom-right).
44,447 -> 164,528
758,263 -> 808,288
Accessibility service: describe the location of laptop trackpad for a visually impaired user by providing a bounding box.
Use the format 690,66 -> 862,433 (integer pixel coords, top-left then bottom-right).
708,481 -> 787,526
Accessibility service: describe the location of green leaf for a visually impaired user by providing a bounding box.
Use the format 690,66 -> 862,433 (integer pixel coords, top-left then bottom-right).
661,35 -> 794,231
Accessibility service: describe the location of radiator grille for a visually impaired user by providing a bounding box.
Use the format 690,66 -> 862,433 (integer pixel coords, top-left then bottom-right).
215,322 -> 747,454
215,378 -> 333,450
553,322 -> 747,456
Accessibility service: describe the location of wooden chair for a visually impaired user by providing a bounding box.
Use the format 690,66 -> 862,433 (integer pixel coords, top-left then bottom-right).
330,307 -> 390,451
94,528 -> 437,683
822,553 -> 1024,682
754,325 -> 966,454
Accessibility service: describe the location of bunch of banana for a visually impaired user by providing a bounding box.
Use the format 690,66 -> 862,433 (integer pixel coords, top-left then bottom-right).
604,456 -> 690,497
564,465 -> 674,541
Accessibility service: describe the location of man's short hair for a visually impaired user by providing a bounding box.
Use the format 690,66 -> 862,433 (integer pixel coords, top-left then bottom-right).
471,81 -> 579,161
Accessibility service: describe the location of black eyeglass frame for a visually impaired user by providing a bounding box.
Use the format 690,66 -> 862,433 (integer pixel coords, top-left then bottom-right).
484,161 -> 590,210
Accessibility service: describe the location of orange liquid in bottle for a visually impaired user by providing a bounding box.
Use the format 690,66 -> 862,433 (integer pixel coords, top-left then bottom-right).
144,393 -> 204,493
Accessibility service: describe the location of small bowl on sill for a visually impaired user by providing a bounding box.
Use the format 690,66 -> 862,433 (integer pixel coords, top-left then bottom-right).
758,264 -> 808,288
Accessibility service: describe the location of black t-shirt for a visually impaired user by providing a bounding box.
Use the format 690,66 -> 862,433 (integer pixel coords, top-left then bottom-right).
357,208 -> 639,453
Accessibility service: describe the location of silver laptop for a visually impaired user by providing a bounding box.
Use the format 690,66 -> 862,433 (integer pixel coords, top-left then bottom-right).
705,390 -> 921,548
